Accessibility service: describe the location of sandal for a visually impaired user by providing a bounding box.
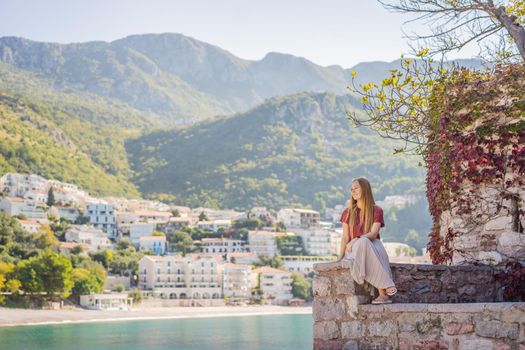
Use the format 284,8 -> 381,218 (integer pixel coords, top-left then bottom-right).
371,296 -> 392,304
386,286 -> 397,296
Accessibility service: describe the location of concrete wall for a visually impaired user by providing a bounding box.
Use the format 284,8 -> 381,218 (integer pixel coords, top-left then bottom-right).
312,261 -> 525,350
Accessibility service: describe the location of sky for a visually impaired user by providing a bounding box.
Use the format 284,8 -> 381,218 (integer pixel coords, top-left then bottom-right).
0,0 -> 479,68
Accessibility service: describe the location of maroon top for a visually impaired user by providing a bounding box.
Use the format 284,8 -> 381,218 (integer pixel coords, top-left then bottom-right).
340,205 -> 385,239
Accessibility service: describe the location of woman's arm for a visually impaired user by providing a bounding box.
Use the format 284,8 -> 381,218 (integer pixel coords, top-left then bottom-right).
339,223 -> 350,259
362,222 -> 381,240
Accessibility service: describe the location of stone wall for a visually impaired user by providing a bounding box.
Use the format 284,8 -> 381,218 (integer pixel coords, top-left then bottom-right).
312,262 -> 524,350
426,64 -> 525,266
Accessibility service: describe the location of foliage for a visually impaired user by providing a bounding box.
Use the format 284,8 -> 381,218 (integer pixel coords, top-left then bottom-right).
232,218 -> 261,230
0,93 -> 139,197
90,250 -> 113,270
425,64 -> 525,263
16,249 -> 74,298
46,187 -> 55,206
291,272 -> 312,301
0,261 -> 20,304
126,92 -> 425,211
108,247 -> 144,278
495,261 -> 525,301
253,255 -> 284,270
275,235 -> 306,256
347,50 -> 449,155
166,230 -> 196,255
128,288 -> 143,304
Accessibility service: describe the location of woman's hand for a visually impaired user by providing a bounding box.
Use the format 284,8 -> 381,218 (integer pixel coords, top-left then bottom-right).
345,238 -> 359,253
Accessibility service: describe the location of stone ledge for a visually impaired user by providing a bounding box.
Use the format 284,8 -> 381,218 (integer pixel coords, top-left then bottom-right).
314,261 -> 348,272
359,302 -> 525,314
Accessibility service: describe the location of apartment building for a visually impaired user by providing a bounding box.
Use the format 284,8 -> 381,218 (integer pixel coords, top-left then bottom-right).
251,266 -> 293,305
139,254 -> 222,300
86,202 -> 116,239
277,208 -> 320,229
201,238 -> 248,254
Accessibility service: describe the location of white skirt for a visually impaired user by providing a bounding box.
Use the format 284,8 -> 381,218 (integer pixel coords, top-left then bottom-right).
343,237 -> 395,289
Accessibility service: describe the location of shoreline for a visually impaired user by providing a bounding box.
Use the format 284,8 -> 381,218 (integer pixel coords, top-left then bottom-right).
0,305 -> 312,328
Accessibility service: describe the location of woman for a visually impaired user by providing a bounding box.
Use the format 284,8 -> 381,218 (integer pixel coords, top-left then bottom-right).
339,177 -> 397,304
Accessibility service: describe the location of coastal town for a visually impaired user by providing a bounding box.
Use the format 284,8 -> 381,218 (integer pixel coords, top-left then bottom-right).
0,172 -> 428,311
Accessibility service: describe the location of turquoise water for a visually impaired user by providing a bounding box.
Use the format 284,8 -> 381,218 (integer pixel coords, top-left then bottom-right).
0,314 -> 313,350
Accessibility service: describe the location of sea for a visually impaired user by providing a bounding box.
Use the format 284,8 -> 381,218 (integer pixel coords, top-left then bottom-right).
0,314 -> 313,350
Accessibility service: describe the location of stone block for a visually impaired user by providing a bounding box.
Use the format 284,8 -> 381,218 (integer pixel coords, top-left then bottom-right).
462,339 -> 494,350
343,340 -> 358,350
445,322 -> 474,335
416,315 -> 442,335
346,295 -> 371,319
494,342 -> 511,350
477,251 -> 503,265
313,276 -> 332,297
412,339 -> 449,350
485,216 -> 512,231
341,321 -> 362,339
334,272 -> 358,295
313,298 -> 345,321
476,320 -> 519,339
314,339 -> 346,350
497,231 -> 525,257
367,320 -> 394,337
397,313 -> 424,332
314,321 -> 340,340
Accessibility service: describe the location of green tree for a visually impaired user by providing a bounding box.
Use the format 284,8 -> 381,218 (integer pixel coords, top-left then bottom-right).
90,250 -> 113,269
198,211 -> 208,221
291,272 -> 312,301
233,218 -> 261,230
46,187 -> 56,206
16,249 -> 74,298
128,288 -> 143,304
171,209 -> 180,217
379,0 -> 525,62
167,230 -> 194,255
253,255 -> 284,270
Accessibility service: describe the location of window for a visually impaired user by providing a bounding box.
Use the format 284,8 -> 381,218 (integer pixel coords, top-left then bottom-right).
157,269 -> 160,274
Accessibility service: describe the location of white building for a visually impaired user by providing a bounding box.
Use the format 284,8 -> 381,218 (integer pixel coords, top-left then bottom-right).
201,238 -> 248,254
251,267 -> 293,305
278,208 -> 320,229
157,217 -> 195,235
281,255 -> 337,275
86,202 -> 116,239
196,220 -> 232,232
79,294 -> 133,310
248,230 -> 285,257
222,263 -> 251,299
49,206 -> 82,223
227,252 -> 258,265
138,255 -> 223,300
139,236 -> 166,255
65,225 -> 112,252
325,204 -> 345,223
0,197 -> 48,222
0,173 -> 47,198
135,210 -> 171,224
130,223 -> 156,245
192,208 -> 244,222
292,228 -> 340,256
18,219 -> 42,233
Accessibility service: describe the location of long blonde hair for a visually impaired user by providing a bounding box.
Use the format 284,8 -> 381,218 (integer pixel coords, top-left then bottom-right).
347,177 -> 376,239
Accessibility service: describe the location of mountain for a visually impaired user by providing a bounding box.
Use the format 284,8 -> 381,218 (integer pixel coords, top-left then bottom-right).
0,34 -> 351,126
126,92 -> 425,210
0,92 -> 140,197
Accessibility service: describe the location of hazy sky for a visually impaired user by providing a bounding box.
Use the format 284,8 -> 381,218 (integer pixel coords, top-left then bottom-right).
0,0 -> 478,67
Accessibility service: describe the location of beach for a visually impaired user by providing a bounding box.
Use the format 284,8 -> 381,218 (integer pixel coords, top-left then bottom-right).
0,305 -> 312,327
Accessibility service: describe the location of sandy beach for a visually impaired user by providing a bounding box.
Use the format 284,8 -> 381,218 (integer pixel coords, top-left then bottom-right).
0,305 -> 312,327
